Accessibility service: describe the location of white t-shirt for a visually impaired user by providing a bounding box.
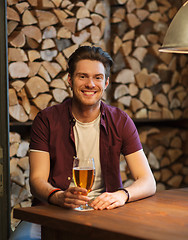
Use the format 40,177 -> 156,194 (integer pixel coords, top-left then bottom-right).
70,114 -> 105,199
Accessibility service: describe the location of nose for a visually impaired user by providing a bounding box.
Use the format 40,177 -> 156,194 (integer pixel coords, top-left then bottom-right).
85,77 -> 95,88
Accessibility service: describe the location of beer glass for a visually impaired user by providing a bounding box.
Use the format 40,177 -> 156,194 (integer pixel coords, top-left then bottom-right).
73,157 -> 95,211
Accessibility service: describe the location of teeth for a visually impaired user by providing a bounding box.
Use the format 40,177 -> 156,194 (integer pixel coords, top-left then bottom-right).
84,91 -> 94,95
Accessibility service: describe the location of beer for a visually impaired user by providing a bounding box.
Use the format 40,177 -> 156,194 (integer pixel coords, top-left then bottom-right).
73,167 -> 95,193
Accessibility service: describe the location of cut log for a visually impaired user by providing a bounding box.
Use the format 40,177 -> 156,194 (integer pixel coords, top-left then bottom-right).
135,34 -> 149,47
25,76 -> 49,98
148,111 -> 162,119
22,10 -> 37,25
17,141 -> 29,158
28,50 -> 41,62
136,9 -> 149,21
167,175 -> 183,188
50,79 -> 67,89
57,27 -> 72,38
10,144 -> 19,158
7,21 -> 18,36
29,105 -> 39,121
9,62 -> 29,79
8,48 -> 28,62
32,93 -> 52,110
38,65 -> 51,82
91,13 -> 103,26
55,52 -> 67,71
22,26 -> 42,43
52,89 -> 69,103
35,10 -> 58,30
15,2 -> 29,14
122,41 -> 132,57
155,93 -> 169,107
9,132 -> 21,144
28,62 -> 41,77
7,7 -> 20,22
53,9 -> 68,24
10,158 -> 25,186
115,69 -> 135,84
126,0 -> 136,13
135,108 -> 147,118
26,37 -> 39,49
41,39 -> 55,49
131,98 -> 144,112
63,44 -> 78,59
90,25 -> 102,43
114,84 -> 129,100
42,61 -> 62,78
135,68 -> 148,88
127,13 -> 141,28
62,18 -> 77,33
117,96 -> 132,107
148,152 -> 159,169
76,7 -> 90,19
129,83 -> 139,96
9,31 -> 25,48
126,56 -> 141,74
122,30 -> 135,41
42,26 -> 57,39
11,80 -> 25,92
132,47 -> 147,62
40,50 -> 58,61
72,30 -> 91,45
77,18 -> 92,31
9,104 -> 29,122
94,2 -> 107,17
9,88 -> 18,106
140,88 -> 153,106
17,88 -> 31,114
162,107 -> 173,119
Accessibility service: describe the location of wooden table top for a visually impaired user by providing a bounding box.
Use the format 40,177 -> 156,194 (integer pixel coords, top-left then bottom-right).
14,188 -> 188,240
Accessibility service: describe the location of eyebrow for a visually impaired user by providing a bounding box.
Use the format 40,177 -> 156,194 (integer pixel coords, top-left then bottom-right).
76,72 -> 104,77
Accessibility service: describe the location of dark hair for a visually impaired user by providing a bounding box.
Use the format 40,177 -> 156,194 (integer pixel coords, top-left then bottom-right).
68,46 -> 113,80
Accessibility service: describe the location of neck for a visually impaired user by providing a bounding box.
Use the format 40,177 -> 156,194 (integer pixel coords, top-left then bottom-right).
71,100 -> 101,123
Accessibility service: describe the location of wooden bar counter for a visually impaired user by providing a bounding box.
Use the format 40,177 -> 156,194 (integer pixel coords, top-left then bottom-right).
14,188 -> 188,240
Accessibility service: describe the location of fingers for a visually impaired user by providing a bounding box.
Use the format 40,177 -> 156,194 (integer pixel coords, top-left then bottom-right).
90,192 -> 125,210
60,187 -> 89,208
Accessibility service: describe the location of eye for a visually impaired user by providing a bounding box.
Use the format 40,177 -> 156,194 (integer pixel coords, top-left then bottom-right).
96,76 -> 103,81
80,75 -> 86,79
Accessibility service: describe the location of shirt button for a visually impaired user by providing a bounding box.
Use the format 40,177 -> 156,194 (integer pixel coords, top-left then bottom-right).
68,177 -> 71,180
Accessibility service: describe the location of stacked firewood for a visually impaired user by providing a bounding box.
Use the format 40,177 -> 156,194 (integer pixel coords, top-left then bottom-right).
110,0 -> 188,120
9,131 -> 31,230
8,0 -> 188,230
120,126 -> 188,191
7,0 -> 109,122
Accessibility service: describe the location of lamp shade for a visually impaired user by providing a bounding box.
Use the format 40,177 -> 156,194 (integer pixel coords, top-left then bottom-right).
159,1 -> 188,53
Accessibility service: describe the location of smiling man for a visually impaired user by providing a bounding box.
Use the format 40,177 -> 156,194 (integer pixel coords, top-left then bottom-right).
10,46 -> 156,240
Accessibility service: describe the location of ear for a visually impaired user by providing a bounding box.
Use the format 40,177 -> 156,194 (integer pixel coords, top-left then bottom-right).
68,74 -> 73,88
104,77 -> 109,90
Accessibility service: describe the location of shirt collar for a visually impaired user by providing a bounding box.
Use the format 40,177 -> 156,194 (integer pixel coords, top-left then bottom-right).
67,98 -> 108,132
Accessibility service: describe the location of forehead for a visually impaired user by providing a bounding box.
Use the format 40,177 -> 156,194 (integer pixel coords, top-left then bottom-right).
75,60 -> 105,74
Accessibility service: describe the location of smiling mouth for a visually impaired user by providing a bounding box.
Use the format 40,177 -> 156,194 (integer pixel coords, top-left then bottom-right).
82,91 -> 96,95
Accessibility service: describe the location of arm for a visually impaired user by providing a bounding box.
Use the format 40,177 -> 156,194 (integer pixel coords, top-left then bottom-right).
29,151 -> 90,208
90,149 -> 156,210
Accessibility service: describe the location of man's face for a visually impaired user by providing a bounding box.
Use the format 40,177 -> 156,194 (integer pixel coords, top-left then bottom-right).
68,59 -> 109,108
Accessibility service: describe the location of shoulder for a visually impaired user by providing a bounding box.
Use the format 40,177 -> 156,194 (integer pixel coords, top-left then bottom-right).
101,101 -> 130,121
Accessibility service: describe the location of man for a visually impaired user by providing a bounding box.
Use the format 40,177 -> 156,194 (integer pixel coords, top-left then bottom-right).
10,46 -> 156,239
29,46 -> 156,210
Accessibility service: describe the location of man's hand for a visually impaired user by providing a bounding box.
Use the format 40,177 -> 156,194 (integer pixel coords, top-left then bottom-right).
50,187 -> 90,208
90,190 -> 128,210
